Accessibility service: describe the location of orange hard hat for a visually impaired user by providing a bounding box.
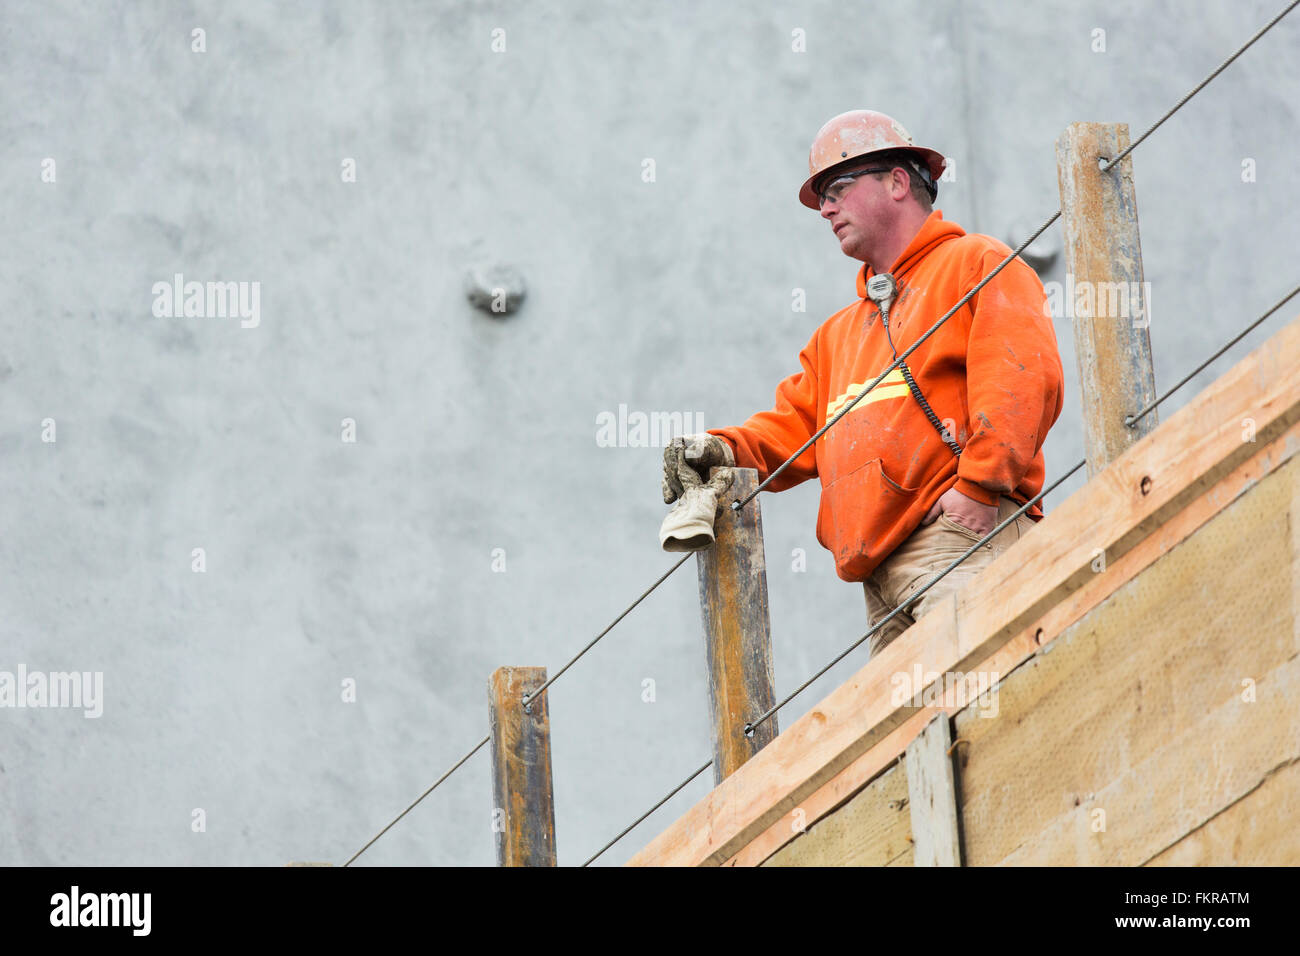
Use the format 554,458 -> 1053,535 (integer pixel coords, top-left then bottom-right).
798,110 -> 946,210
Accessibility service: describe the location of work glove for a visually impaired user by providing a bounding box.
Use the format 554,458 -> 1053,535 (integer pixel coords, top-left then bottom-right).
661,434 -> 735,505
659,460 -> 735,553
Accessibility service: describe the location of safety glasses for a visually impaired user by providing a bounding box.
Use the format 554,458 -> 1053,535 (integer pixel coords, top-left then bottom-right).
816,166 -> 891,207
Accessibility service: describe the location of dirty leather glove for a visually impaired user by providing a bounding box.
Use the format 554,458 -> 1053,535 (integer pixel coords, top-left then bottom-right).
661,434 -> 735,505
660,460 -> 735,552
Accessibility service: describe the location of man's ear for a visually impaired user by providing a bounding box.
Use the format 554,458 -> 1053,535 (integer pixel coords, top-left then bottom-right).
890,167 -> 911,200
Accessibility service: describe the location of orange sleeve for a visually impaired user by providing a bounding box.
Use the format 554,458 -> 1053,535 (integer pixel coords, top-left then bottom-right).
707,329 -> 821,493
957,249 -> 1065,499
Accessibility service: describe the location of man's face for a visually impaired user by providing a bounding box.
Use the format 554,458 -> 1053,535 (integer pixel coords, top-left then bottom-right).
818,167 -> 905,262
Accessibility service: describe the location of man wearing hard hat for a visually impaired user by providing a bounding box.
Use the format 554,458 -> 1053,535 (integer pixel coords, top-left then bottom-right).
661,110 -> 1065,655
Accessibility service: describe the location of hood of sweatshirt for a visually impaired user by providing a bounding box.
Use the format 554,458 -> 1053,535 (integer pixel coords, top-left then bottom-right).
855,210 -> 966,299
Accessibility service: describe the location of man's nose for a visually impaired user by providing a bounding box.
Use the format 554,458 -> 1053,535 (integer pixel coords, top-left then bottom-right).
819,199 -> 836,219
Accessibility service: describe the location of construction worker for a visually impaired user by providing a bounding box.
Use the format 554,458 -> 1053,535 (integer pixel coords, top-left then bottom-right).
662,109 -> 1065,655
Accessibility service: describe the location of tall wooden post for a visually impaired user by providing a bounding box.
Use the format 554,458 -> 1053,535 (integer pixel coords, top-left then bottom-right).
1056,122 -> 1159,478
695,467 -> 778,786
488,666 -> 557,866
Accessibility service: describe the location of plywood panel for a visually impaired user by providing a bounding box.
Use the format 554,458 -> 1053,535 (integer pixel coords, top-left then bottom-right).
1145,759 -> 1300,866
955,457 -> 1298,865
998,651 -> 1300,865
761,763 -> 912,867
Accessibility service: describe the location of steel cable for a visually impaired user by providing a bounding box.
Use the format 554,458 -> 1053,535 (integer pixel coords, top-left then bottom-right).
342,553 -> 693,865
1099,0 -> 1300,176
1125,283 -> 1300,428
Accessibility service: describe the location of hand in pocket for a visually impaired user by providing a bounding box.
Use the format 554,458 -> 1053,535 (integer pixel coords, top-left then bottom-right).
922,486 -> 999,537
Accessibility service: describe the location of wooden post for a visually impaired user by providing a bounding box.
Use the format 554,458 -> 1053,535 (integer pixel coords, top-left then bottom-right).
488,666 -> 557,866
1056,122 -> 1159,479
695,467 -> 778,786
906,714 -> 963,866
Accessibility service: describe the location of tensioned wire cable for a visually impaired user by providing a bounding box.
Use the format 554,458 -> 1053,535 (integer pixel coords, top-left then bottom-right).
342,736 -> 489,867
585,275 -> 1300,866
1125,284 -> 1300,428
349,0 -> 1300,867
342,552 -> 693,866
581,757 -> 716,868
582,0 -> 1300,864
1099,0 -> 1300,177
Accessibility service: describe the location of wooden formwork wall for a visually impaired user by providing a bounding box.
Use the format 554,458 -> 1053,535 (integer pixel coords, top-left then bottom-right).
762,455 -> 1300,866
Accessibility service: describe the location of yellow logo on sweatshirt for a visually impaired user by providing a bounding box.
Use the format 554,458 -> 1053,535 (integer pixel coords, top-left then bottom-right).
826,368 -> 911,420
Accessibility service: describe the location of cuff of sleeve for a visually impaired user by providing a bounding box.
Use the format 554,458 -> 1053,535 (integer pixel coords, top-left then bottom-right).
954,477 -> 1000,506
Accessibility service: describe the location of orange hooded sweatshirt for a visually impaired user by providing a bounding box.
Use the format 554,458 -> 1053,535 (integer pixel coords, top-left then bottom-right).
708,210 -> 1065,582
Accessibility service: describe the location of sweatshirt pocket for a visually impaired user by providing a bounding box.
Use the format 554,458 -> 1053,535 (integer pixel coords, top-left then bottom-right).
815,457 -> 920,568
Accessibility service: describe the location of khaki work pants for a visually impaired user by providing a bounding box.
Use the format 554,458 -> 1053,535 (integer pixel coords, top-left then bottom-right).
863,495 -> 1037,657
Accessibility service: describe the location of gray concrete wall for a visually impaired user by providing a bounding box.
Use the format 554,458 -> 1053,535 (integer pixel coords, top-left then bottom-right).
2,0 -> 1296,866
